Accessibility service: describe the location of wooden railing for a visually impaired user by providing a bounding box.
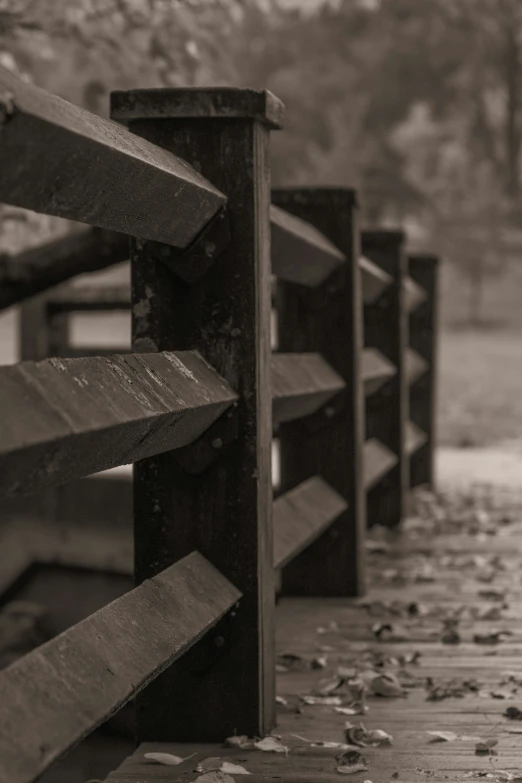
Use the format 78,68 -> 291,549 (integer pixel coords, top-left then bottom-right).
0,66 -> 438,783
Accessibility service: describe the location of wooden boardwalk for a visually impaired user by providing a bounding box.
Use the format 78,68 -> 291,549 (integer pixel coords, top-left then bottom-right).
104,489 -> 522,783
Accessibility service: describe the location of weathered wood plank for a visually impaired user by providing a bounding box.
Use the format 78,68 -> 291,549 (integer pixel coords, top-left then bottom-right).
362,230 -> 408,527
115,87 -> 281,740
0,229 -> 128,311
405,346 -> 429,385
359,254 -> 392,303
405,419 -> 428,455
270,204 -> 345,286
364,437 -> 398,489
0,551 -> 241,783
272,353 -> 345,424
404,273 -> 427,312
0,351 -> 236,498
362,347 -> 397,396
0,67 -> 224,246
47,285 -> 130,312
273,477 -> 348,569
408,254 -> 439,488
273,189 -> 365,597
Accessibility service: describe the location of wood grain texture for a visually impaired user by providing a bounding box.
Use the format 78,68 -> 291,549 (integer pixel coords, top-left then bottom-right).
405,347 -> 429,386
408,255 -> 439,488
115,88 -> 276,740
270,204 -> 345,287
111,86 -> 284,129
0,551 -> 240,783
359,254 -> 392,303
0,229 -> 128,311
405,419 -> 428,455
363,437 -> 398,489
0,66 -> 224,246
272,353 -> 345,424
0,350 -> 236,498
273,477 -> 348,569
362,347 -> 397,396
404,273 -> 428,312
273,189 -> 365,597
362,230 -> 408,528
102,507 -> 522,783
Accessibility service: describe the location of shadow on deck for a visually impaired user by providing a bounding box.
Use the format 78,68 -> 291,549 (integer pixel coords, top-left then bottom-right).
104,489 -> 522,783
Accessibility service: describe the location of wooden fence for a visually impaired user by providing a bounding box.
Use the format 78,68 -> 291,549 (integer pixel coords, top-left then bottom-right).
0,67 -> 438,783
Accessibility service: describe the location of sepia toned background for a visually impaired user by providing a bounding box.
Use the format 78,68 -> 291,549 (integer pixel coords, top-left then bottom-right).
2,0 -> 522,453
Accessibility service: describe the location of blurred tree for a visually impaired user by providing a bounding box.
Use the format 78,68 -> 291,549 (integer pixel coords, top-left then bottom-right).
1,0 -> 522,327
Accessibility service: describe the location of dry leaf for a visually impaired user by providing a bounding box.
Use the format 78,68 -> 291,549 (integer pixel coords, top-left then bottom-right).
504,706 -> 522,720
219,762 -> 250,775
197,758 -> 223,772
144,752 -> 192,766
336,749 -> 368,775
311,655 -> 328,669
224,736 -> 255,749
426,731 -> 458,743
193,773 -> 235,783
473,630 -> 512,645
301,695 -> 342,706
337,764 -> 369,775
369,672 -> 405,698
254,737 -> 288,754
475,738 -> 498,755
276,695 -> 288,706
344,722 -> 392,747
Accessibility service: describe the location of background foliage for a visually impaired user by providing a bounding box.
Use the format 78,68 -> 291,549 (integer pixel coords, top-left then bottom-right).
2,0 -> 522,325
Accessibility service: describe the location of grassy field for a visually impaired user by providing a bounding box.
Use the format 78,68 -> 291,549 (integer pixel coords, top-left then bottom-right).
438,327 -> 522,447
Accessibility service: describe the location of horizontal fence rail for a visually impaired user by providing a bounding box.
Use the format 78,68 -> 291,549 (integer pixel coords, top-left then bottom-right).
0,67 -> 225,247
0,351 -> 237,498
0,552 -> 241,783
0,73 -> 440,782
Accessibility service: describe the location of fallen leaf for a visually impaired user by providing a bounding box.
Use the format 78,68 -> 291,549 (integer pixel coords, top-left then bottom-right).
311,655 -> 328,669
276,696 -> 288,706
475,738 -> 498,755
253,737 -> 288,754
337,764 -> 369,775
224,736 -> 255,749
301,695 -> 342,706
504,706 -> 522,720
344,722 -> 392,747
371,622 -> 410,642
473,630 -> 513,645
193,773 -> 235,783
219,762 -> 250,775
276,653 -> 305,671
336,749 -> 369,774
144,752 -> 193,766
426,731 -> 459,743
479,589 -> 506,601
197,758 -> 223,772
369,672 -> 405,698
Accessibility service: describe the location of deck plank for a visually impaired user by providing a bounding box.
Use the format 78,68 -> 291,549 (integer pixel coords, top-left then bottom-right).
102,490 -> 522,782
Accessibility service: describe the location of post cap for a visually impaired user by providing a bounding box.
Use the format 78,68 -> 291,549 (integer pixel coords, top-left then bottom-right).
111,87 -> 284,130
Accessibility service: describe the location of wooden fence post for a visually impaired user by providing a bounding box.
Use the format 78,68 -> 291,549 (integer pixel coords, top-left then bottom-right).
19,292 -> 68,360
408,254 -> 439,488
111,88 -> 282,741
272,189 -> 365,596
362,230 -> 408,528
